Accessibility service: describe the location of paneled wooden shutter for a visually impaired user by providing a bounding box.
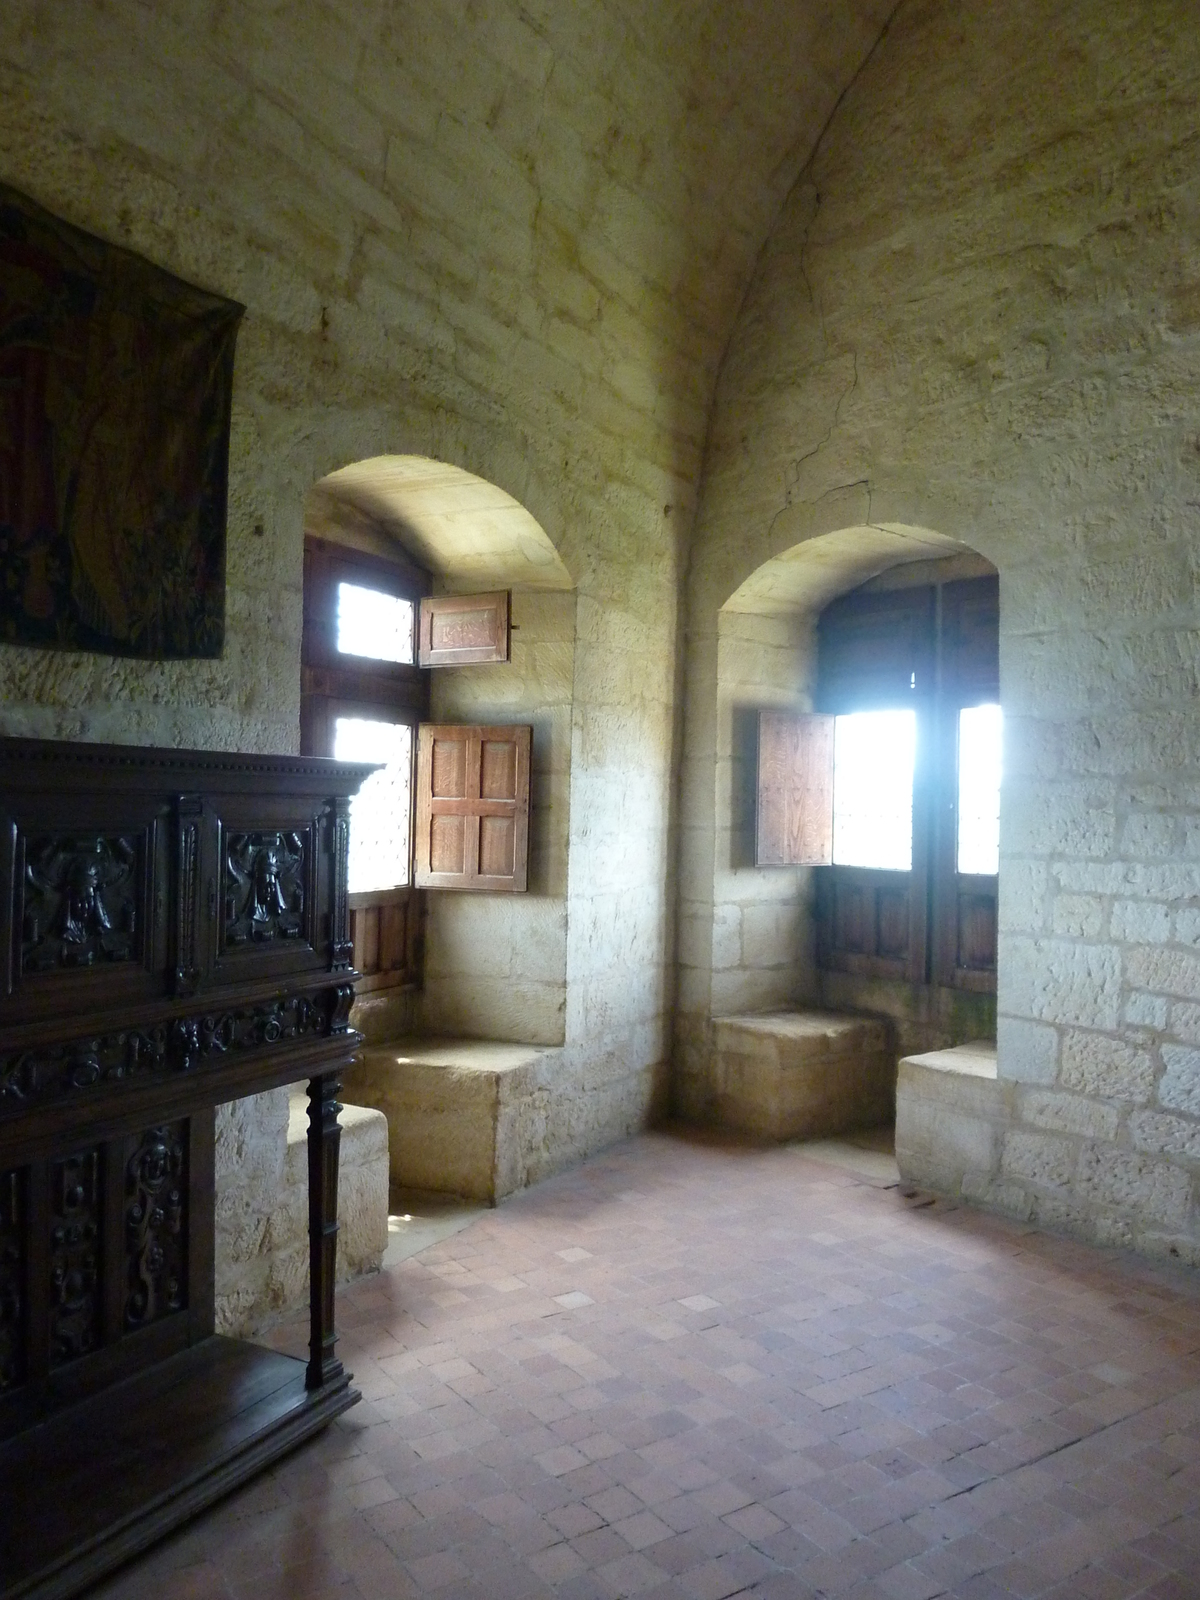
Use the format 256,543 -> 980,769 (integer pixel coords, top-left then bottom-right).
755,712 -> 835,866
418,592 -> 510,666
414,724 -> 531,890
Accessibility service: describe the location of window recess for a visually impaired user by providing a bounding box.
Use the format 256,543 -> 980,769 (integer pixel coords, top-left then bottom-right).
302,538 -> 530,1001
302,538 -> 429,994
754,573 -> 999,994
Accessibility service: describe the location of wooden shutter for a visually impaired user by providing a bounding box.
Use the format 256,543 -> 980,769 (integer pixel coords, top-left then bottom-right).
755,712 -> 835,866
414,724 -> 531,890
417,592 -> 510,666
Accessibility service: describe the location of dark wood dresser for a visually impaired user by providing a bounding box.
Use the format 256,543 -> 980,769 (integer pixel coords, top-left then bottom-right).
0,738 -> 373,1599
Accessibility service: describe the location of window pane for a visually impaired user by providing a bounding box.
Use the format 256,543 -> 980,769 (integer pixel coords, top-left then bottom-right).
333,716 -> 414,892
832,709 -> 916,871
336,582 -> 414,664
957,703 -> 1002,875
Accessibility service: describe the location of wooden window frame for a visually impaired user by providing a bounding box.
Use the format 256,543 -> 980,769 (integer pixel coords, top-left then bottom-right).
301,537 -> 430,993
758,575 -> 999,995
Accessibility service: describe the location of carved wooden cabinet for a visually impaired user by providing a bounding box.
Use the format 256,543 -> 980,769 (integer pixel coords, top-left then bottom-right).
0,738 -> 373,1600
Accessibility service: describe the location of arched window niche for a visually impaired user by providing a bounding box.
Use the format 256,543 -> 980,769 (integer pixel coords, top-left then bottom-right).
302,455 -> 575,1050
715,523 -> 1000,1062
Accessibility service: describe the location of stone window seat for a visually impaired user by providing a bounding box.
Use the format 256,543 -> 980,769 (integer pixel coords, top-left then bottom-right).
711,1010 -> 893,1141
894,1040 -> 1009,1198
343,1037 -> 557,1204
230,1094 -> 389,1332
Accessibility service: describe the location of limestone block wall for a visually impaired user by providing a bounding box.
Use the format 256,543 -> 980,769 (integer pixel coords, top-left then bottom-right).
676,608 -> 819,1118
422,589 -> 574,1045
683,0 -> 1200,1260
0,0 -> 895,1312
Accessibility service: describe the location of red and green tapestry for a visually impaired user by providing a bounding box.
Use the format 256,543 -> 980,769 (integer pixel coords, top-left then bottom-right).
0,182 -> 243,660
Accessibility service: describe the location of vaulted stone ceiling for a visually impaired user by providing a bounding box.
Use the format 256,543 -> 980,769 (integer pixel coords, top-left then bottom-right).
1,0 -> 895,510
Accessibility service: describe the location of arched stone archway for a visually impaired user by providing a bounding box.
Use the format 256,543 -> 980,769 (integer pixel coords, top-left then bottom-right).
306,455 -> 574,594
675,519 -> 999,1123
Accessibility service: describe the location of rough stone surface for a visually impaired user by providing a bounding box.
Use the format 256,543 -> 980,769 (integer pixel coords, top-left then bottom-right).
711,1009 -> 892,1141
421,590 -> 574,1045
683,0 -> 1200,1261
344,1038 -> 556,1203
4,0 -> 1200,1290
0,0 -> 895,1313
215,1088 -> 388,1334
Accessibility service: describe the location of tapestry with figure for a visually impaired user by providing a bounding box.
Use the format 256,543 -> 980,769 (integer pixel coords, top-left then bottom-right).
0,182 -> 243,659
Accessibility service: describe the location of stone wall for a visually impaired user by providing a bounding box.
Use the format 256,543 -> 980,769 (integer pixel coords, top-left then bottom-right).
0,0 -> 896,1323
675,608 -> 818,1118
684,0 -> 1200,1259
423,588 -> 574,1045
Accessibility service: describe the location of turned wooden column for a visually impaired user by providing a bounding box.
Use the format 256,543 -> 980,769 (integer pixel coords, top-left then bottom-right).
306,1071 -> 344,1391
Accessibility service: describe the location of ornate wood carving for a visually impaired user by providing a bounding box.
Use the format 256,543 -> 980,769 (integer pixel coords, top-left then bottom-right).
0,1167 -> 22,1393
124,1124 -> 186,1330
329,800 -> 352,971
48,1147 -> 101,1368
20,836 -> 139,973
307,1072 -> 343,1391
224,831 -> 305,945
0,990 -> 347,1113
0,737 -> 371,1598
173,797 -> 203,997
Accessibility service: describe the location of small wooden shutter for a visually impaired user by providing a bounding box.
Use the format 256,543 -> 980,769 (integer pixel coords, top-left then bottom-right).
414,724 -> 531,890
755,711 -> 835,866
418,592 -> 510,666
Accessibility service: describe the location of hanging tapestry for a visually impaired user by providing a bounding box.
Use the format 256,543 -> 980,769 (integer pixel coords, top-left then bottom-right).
0,182 -> 243,659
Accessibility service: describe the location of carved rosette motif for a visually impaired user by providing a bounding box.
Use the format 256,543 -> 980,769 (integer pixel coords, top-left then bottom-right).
125,1124 -> 186,1329
225,831 -> 305,945
49,1148 -> 101,1368
0,1168 -> 23,1393
21,835 -> 140,973
0,987 -> 349,1112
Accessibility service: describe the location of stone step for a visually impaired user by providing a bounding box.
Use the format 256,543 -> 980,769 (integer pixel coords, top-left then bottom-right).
895,1041 -> 1008,1198
711,1009 -> 893,1140
344,1037 -> 556,1204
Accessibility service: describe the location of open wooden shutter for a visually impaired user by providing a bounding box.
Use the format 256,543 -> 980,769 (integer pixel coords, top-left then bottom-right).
418,592 -> 510,666
755,711 -> 835,866
414,724 -> 531,890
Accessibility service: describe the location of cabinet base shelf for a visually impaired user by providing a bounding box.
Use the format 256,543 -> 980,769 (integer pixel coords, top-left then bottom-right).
0,1335 -> 359,1600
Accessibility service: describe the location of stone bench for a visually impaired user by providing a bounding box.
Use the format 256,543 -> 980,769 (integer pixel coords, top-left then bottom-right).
711,1010 -> 893,1140
343,1037 -> 554,1204
270,1095 -> 389,1309
895,1040 -> 1008,1198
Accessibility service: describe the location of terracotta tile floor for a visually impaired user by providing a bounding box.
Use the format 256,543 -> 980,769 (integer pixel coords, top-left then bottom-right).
97,1128 -> 1200,1600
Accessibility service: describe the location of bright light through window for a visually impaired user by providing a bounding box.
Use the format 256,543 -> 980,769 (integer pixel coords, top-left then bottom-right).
336,582 -> 414,664
333,716 -> 414,892
957,703 -> 1002,875
832,709 -> 916,870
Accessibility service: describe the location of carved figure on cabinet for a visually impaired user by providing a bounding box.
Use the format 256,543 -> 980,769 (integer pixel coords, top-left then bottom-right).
225,831 -> 305,944
125,1125 -> 185,1329
22,835 -> 138,971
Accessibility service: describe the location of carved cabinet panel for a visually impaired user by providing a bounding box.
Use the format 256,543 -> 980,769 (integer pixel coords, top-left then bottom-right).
0,738 -> 372,1440
0,737 -> 372,1598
